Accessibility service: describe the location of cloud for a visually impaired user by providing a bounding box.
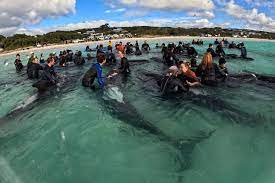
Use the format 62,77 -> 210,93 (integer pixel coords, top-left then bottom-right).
187,11 -> 215,19
0,17 -> 220,36
225,0 -> 275,32
0,0 -> 76,34
105,8 -> 126,13
116,0 -> 215,11
244,0 -> 275,9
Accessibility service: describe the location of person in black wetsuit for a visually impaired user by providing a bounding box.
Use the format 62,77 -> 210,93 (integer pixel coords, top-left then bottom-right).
86,45 -> 92,52
106,50 -> 117,65
40,53 -> 45,64
59,51 -> 67,67
175,42 -> 184,54
196,52 -> 220,86
187,46 -> 198,58
161,44 -> 167,54
207,44 -> 217,57
240,45 -> 248,58
163,47 -> 179,67
142,41 -> 150,52
228,41 -> 236,49
190,58 -> 198,72
27,57 -> 43,79
216,44 -> 225,57
97,44 -> 105,56
82,53 -> 107,89
159,67 -> 188,95
74,51 -> 85,65
14,54 -> 23,72
214,39 -> 220,45
135,41 -> 142,56
32,57 -> 57,92
125,43 -> 135,55
118,57 -> 130,75
217,58 -> 228,81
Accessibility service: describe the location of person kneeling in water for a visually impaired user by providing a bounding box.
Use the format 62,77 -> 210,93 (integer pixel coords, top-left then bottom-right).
82,53 -> 107,89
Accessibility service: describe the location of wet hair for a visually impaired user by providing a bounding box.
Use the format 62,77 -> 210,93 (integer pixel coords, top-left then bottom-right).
16,53 -> 20,57
191,58 -> 197,67
201,53 -> 213,70
185,61 -> 191,68
97,53 -> 106,63
209,44 -> 213,47
46,57 -> 54,63
219,57 -> 226,65
178,61 -> 184,65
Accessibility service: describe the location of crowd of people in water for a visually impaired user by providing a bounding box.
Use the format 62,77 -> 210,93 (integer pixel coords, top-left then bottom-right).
13,38 -> 252,94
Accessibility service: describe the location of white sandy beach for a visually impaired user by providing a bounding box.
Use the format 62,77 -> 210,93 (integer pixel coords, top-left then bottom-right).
0,36 -> 274,58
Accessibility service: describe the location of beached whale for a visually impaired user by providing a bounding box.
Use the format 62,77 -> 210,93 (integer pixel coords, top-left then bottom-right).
97,73 -> 215,172
139,71 -> 264,126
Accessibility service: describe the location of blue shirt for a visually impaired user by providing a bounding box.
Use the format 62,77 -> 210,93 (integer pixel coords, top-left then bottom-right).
93,63 -> 105,88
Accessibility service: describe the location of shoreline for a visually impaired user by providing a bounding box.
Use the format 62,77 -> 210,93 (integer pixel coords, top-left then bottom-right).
0,36 -> 274,57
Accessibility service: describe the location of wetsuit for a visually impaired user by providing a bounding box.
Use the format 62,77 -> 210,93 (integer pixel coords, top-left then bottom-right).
216,45 -> 225,57
86,46 -> 91,52
217,66 -> 228,81
187,47 -> 198,58
228,43 -> 236,49
175,45 -> 184,54
106,52 -> 116,65
159,75 -> 188,95
135,47 -> 142,56
241,47 -> 247,58
59,55 -> 67,66
163,50 -> 179,67
196,63 -> 220,86
207,48 -> 217,57
74,56 -> 85,65
32,64 -> 57,92
119,58 -> 131,74
214,40 -> 220,45
27,63 -> 43,79
97,48 -> 105,55
14,59 -> 23,72
126,45 -> 134,55
82,63 -> 105,88
142,43 -> 150,52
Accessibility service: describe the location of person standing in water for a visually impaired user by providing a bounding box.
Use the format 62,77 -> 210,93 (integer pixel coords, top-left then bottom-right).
196,52 -> 220,86
14,54 -> 23,72
240,44 -> 248,58
108,40 -> 113,52
32,57 -> 57,92
142,40 -> 150,52
207,44 -> 217,57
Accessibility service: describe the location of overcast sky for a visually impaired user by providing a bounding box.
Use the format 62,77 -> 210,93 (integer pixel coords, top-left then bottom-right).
0,0 -> 274,36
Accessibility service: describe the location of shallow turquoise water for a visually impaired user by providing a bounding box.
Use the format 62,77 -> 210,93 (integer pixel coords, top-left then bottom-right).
0,38 -> 275,183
